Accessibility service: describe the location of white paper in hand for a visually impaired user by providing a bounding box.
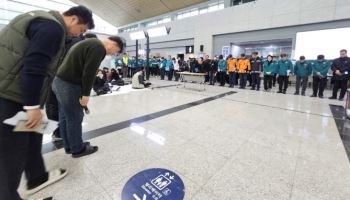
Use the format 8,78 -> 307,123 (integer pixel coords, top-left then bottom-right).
3,111 -> 58,135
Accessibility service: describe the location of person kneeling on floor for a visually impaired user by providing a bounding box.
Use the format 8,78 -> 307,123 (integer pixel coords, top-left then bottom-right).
52,36 -> 124,158
132,68 -> 152,89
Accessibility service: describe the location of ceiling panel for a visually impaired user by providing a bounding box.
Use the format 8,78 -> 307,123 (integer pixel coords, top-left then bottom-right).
71,0 -> 208,27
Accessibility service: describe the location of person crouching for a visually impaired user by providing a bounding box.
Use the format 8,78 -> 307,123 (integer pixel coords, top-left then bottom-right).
132,68 -> 152,89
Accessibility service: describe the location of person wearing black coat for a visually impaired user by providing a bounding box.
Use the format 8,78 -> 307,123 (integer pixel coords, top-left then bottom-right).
329,49 -> 350,100
209,56 -> 219,85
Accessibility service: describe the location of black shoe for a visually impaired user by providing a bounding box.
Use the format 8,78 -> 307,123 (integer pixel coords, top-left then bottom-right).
277,91 -> 283,93
256,88 -> 260,91
65,142 -> 91,154
301,92 -> 305,96
72,144 -> 98,158
283,91 -> 286,94
294,92 -> 299,95
339,98 -> 344,101
329,96 -> 337,100
250,88 -> 255,90
319,95 -> 324,99
310,94 -> 317,97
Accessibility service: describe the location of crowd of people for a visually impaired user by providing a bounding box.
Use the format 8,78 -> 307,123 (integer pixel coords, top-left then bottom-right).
1,4 -> 349,200
117,49 -> 350,100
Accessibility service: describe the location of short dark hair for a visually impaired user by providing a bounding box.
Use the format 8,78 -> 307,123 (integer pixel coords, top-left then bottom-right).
219,55 -> 223,59
317,55 -> 325,60
63,6 -> 95,29
240,53 -> 245,57
280,53 -> 287,58
252,52 -> 258,55
340,49 -> 347,53
108,36 -> 125,53
300,56 -> 305,60
84,33 -> 97,39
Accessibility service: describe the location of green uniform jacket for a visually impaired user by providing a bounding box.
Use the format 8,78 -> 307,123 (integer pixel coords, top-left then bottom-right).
276,60 -> 293,76
294,61 -> 312,77
263,61 -> 276,75
311,60 -> 331,77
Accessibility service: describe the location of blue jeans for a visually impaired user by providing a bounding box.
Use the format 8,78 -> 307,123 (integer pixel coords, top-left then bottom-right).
52,77 -> 84,153
229,72 -> 236,87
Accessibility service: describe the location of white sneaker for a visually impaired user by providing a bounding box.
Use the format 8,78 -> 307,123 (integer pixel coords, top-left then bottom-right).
25,169 -> 67,195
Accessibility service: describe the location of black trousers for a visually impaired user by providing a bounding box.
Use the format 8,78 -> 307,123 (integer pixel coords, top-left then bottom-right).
278,75 -> 289,92
239,73 -> 247,88
264,75 -> 273,90
174,70 -> 180,81
332,79 -> 348,98
128,67 -> 132,78
209,71 -> 216,85
218,72 -> 226,86
312,76 -> 327,96
167,70 -> 174,81
160,68 -> 165,80
247,73 -> 252,86
295,76 -> 308,94
45,89 -> 60,138
122,65 -> 128,78
251,73 -> 261,89
0,97 -> 48,200
272,74 -> 277,86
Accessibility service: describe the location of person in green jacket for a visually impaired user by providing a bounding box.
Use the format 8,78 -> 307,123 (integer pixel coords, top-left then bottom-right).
160,57 -> 167,80
294,56 -> 312,96
263,55 -> 276,91
276,54 -> 293,94
217,55 -> 227,86
52,37 -> 124,158
310,55 -> 331,98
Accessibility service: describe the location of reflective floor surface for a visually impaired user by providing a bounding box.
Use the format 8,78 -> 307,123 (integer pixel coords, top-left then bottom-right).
19,78 -> 350,200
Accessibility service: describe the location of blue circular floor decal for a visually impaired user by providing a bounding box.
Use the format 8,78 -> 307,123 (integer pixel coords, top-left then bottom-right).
121,168 -> 185,200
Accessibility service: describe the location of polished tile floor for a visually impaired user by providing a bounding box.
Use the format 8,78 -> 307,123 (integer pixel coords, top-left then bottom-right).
20,78 -> 350,200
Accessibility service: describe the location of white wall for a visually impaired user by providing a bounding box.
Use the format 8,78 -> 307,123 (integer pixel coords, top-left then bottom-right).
119,0 -> 350,57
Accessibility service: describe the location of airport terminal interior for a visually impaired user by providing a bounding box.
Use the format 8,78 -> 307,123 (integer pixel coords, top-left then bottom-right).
1,0 -> 350,200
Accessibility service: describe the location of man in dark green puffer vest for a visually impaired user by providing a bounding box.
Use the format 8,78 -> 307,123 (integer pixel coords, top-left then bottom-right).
0,6 -> 94,200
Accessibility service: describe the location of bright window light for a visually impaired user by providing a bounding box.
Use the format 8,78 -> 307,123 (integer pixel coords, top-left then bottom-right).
130,123 -> 145,135
147,26 -> 168,37
163,17 -> 171,23
208,5 -> 219,12
191,10 -> 199,16
199,8 -> 208,14
129,31 -> 146,40
294,27 -> 350,60
146,132 -> 165,146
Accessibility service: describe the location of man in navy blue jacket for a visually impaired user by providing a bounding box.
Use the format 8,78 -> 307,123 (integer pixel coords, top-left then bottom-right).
329,49 -> 350,101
